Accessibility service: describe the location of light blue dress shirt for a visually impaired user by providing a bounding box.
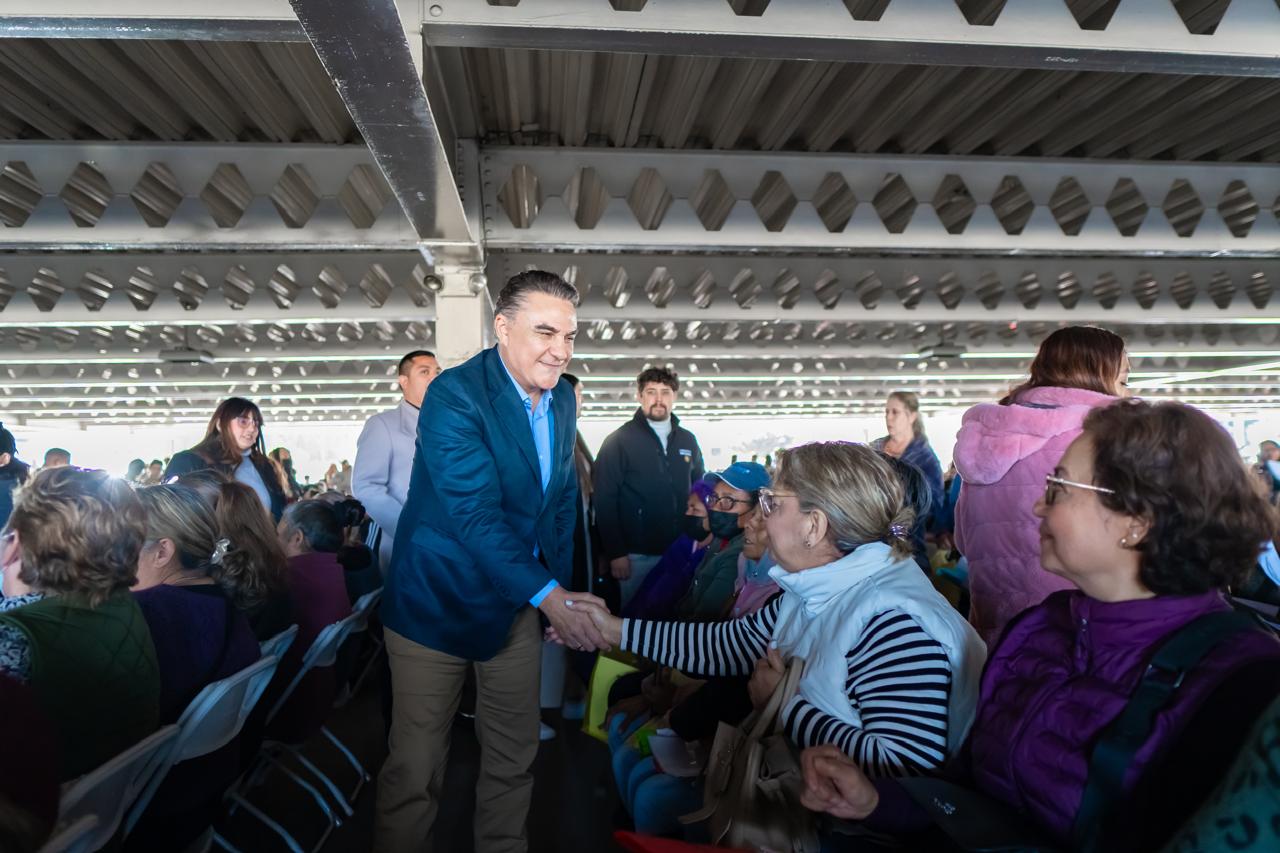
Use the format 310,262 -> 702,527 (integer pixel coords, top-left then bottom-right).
500,357 -> 560,607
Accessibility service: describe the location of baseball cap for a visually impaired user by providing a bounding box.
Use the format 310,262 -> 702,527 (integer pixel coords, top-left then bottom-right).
0,422 -> 15,457
704,461 -> 770,494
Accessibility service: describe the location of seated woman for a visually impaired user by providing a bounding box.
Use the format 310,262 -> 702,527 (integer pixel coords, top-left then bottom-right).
0,467 -> 160,780
609,501 -> 781,836
134,483 -> 262,723
178,470 -> 293,640
673,462 -> 770,622
578,442 -> 986,806
623,479 -> 715,621
267,499 -> 355,738
730,502 -> 779,619
799,400 -> 1280,851
129,483 -> 264,849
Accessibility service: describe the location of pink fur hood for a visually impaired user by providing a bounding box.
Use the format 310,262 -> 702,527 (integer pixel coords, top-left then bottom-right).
954,386 -> 1117,486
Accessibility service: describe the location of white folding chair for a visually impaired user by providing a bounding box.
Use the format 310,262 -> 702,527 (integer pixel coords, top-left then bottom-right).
259,624 -> 299,661
37,814 -> 98,853
316,588 -> 384,806
338,587 -> 385,701
222,614 -> 361,853
55,725 -> 180,853
124,654 -> 281,836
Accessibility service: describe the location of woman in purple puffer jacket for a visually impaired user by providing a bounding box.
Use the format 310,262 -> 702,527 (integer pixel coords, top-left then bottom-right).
953,326 -> 1127,645
800,399 -> 1280,852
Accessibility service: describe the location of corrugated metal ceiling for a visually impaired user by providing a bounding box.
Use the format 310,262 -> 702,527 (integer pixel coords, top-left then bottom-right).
0,39 -> 356,144
450,47 -> 1280,163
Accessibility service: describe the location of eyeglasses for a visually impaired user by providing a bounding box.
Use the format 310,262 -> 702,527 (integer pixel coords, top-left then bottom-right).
705,493 -> 755,512
1044,474 -> 1115,506
757,488 -> 798,518
232,414 -> 261,428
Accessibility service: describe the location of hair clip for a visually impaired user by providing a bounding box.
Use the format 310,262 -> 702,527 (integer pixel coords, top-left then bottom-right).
210,537 -> 232,565
889,524 -> 908,539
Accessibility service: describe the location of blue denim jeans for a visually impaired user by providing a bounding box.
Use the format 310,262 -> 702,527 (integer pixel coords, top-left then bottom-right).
607,713 -> 704,837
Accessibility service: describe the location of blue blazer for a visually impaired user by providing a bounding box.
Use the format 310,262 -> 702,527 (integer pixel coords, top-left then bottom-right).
381,346 -> 579,660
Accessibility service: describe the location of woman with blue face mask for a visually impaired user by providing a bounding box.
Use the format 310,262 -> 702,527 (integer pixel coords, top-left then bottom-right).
622,480 -> 717,621
673,462 -> 771,623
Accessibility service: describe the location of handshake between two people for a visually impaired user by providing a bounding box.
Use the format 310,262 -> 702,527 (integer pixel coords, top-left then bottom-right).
537,584 -> 623,652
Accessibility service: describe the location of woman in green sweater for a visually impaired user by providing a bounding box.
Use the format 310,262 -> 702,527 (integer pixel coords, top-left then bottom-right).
0,467 -> 160,780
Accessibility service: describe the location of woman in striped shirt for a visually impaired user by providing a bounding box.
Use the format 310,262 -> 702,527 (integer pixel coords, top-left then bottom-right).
572,441 -> 986,779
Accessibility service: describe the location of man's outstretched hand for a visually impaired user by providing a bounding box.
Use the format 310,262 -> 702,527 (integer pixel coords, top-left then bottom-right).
542,593 -> 622,651
537,586 -> 611,651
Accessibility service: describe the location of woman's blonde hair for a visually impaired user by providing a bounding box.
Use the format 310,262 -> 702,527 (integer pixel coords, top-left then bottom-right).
8,467 -> 145,606
773,442 -> 915,561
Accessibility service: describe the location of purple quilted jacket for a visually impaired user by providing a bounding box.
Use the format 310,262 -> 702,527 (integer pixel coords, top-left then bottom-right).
967,589 -> 1280,842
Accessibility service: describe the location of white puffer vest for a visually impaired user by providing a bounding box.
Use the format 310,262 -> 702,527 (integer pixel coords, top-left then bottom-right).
768,542 -> 987,753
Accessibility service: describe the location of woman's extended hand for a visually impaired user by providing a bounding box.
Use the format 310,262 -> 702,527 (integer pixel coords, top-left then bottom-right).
799,745 -> 880,820
747,646 -> 785,709
584,601 -> 623,647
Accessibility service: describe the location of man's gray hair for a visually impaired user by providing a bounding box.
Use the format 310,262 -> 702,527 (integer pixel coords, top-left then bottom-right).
494,270 -> 580,319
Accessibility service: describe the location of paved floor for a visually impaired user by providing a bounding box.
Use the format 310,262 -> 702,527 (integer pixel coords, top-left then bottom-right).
216,683 -> 626,853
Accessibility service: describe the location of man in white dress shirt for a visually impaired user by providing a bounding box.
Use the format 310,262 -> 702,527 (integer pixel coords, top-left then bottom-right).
353,349 -> 443,572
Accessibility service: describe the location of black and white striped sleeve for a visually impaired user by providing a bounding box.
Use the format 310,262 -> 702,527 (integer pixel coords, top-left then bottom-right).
782,609 -> 952,778
619,596 -> 780,677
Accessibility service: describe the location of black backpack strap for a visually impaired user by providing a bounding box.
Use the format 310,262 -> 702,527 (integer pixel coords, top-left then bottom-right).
1071,608 -> 1263,850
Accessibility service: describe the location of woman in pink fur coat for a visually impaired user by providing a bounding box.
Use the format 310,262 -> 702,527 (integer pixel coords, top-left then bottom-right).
953,327 -> 1129,645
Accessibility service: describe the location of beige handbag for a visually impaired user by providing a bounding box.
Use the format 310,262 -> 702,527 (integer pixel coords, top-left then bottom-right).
681,657 -> 820,853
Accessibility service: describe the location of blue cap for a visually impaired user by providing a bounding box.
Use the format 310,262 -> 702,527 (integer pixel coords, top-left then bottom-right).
705,461 -> 770,494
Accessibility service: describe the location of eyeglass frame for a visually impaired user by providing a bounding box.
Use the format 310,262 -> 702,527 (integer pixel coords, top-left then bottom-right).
704,491 -> 757,512
756,487 -> 801,518
1043,474 -> 1115,506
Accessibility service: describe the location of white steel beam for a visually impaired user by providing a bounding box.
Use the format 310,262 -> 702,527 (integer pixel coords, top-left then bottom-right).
0,1 -> 305,41
422,0 -> 1280,79
0,143 -> 419,251
495,253 -> 1280,325
0,252 -> 432,326
481,147 -> 1280,256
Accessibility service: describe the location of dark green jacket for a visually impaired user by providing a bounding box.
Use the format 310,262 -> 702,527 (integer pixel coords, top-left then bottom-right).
675,534 -> 746,622
0,592 -> 160,780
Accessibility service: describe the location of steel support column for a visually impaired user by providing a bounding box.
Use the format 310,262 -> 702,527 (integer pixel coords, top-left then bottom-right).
290,0 -> 479,259
432,266 -> 493,366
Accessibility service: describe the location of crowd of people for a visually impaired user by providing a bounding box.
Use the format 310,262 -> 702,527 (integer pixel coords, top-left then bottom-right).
1,270 -> 1279,853
0,406 -> 377,851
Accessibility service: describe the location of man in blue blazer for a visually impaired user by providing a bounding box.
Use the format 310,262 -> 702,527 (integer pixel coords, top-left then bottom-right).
375,271 -> 609,853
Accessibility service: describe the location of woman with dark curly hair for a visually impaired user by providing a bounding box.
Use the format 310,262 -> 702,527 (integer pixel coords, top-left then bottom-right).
0,467 -> 160,780
799,400 -> 1280,852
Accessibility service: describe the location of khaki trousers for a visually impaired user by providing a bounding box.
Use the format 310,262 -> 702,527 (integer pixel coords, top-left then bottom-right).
373,608 -> 541,853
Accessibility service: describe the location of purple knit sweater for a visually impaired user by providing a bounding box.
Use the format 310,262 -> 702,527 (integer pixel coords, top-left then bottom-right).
133,584 -> 261,723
